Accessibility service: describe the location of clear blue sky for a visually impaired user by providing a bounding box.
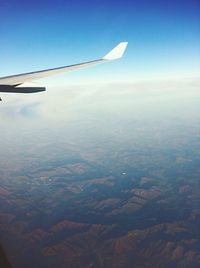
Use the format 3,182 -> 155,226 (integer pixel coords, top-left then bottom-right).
0,0 -> 199,85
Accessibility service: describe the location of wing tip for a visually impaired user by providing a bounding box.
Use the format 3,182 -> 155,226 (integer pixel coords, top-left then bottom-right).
103,42 -> 128,61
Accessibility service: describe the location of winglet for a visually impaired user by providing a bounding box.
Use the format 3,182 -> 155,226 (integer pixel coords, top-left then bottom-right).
103,42 -> 128,60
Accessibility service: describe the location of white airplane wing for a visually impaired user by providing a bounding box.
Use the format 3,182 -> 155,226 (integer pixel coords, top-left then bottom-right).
0,42 -> 128,94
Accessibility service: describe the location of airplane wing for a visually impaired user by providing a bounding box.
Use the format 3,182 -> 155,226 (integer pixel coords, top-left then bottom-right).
0,42 -> 128,94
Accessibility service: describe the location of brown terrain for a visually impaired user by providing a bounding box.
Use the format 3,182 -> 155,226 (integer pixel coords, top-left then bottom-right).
0,157 -> 199,268
0,88 -> 200,268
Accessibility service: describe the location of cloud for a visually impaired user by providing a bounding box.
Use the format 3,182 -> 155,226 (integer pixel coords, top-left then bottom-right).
0,77 -> 200,123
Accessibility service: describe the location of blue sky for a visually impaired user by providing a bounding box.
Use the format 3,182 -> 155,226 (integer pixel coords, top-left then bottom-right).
0,0 -> 199,85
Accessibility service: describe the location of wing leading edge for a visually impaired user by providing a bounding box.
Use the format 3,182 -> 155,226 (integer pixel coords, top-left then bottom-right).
0,42 -> 128,91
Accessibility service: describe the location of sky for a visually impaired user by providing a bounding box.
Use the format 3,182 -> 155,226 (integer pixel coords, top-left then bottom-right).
0,0 -> 199,86
0,0 -> 200,127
